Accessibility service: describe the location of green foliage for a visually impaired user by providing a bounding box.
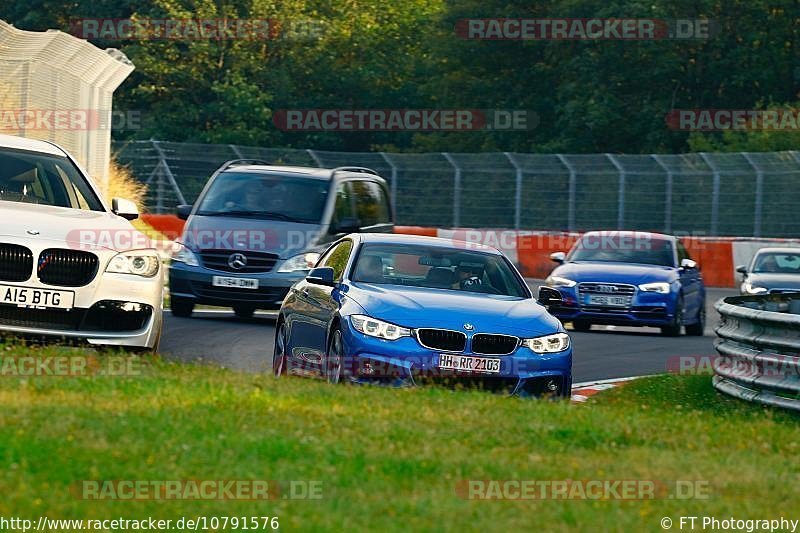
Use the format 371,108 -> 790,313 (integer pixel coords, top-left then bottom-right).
1,0 -> 798,153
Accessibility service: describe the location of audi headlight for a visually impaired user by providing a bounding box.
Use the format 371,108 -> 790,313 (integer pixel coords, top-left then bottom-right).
638,282 -> 671,294
523,333 -> 571,353
351,314 -> 410,340
743,282 -> 767,295
106,250 -> 160,278
278,253 -> 321,273
170,243 -> 199,267
546,276 -> 577,288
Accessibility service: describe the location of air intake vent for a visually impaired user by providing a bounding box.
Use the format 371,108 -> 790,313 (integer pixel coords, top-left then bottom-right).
37,249 -> 99,287
416,329 -> 466,352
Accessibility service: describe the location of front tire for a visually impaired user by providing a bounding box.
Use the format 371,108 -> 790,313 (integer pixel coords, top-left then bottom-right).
572,320 -> 592,332
661,297 -> 684,337
170,297 -> 194,318
273,321 -> 288,377
325,328 -> 344,384
233,305 -> 256,319
685,304 -> 705,336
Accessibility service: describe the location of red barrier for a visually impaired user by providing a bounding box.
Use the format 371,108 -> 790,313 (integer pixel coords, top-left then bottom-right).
394,226 -> 438,237
515,232 -> 581,279
140,214 -> 185,241
682,237 -> 735,288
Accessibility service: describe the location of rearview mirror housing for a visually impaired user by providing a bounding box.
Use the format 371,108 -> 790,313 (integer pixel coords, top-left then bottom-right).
112,197 -> 139,221
306,267 -> 336,287
550,252 -> 566,264
680,258 -> 698,270
537,286 -> 563,307
176,204 -> 193,220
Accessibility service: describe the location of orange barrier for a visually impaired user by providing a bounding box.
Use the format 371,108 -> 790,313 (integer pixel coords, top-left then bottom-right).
682,237 -> 735,288
140,214 -> 185,241
394,225 -> 438,237
515,233 -> 581,279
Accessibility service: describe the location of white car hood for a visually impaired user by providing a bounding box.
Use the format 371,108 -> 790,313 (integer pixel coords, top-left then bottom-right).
0,201 -> 147,252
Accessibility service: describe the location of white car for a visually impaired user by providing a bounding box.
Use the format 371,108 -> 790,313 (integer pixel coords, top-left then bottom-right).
0,134 -> 163,351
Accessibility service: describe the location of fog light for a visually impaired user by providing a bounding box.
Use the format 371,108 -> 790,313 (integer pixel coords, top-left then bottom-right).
361,362 -> 375,376
545,379 -> 559,392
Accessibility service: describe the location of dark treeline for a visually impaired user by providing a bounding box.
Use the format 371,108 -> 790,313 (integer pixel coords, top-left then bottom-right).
2,0 -> 799,153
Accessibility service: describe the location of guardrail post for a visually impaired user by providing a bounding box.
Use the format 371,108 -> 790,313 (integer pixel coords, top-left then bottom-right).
504,152 -> 523,230
699,153 -> 721,236
307,149 -> 323,167
556,154 -> 576,231
150,140 -> 187,210
651,155 -> 672,233
378,152 -> 399,206
742,152 -> 763,237
443,152 -> 461,227
606,154 -> 625,229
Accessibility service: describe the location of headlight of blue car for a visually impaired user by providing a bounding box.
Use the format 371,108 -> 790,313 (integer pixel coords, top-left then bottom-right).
638,282 -> 671,294
351,314 -> 411,340
546,276 -> 577,288
522,333 -> 570,353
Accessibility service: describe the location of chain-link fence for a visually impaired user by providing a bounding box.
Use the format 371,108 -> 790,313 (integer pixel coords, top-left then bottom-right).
113,139 -> 800,238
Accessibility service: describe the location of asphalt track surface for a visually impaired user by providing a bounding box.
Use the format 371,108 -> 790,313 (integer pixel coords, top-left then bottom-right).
161,282 -> 737,383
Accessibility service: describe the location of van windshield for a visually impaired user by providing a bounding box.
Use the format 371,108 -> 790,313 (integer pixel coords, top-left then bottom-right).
196,172 -> 329,224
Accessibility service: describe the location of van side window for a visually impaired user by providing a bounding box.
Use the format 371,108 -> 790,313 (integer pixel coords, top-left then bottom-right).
319,240 -> 353,281
333,182 -> 355,224
351,180 -> 391,226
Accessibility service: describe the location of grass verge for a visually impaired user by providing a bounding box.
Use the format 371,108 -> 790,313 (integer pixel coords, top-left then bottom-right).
0,341 -> 798,532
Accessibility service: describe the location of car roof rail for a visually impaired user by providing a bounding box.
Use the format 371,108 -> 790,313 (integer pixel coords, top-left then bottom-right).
217,159 -> 274,172
330,166 -> 381,177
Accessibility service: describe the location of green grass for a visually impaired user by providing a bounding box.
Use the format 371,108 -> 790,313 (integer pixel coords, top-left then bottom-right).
0,341 -> 798,532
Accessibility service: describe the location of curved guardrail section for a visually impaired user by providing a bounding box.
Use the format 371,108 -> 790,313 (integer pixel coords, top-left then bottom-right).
714,294 -> 800,411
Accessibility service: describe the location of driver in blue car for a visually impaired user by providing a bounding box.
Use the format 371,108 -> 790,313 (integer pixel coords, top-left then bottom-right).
453,263 -> 483,291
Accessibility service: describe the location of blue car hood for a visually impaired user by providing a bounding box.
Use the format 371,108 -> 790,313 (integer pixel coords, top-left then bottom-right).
346,284 -> 561,337
184,215 -> 322,259
551,262 -> 678,284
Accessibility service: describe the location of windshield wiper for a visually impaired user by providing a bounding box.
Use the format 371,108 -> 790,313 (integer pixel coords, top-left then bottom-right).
197,210 -> 308,222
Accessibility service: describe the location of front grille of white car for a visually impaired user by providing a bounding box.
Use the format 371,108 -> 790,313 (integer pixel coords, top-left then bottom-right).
37,249 -> 99,287
0,243 -> 34,282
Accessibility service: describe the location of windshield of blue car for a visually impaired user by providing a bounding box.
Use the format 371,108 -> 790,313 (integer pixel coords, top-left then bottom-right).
568,237 -> 676,267
352,244 -> 528,297
196,171 -> 329,223
0,147 -> 104,211
752,252 -> 800,274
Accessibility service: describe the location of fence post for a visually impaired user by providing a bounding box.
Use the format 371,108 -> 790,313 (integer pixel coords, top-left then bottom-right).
150,140 -> 187,210
606,154 -> 625,229
379,152 -> 399,206
741,152 -> 763,237
443,153 -> 461,227
651,155 -> 672,233
699,153 -> 721,236
556,154 -> 576,231
307,149 -> 323,167
504,152 -> 523,230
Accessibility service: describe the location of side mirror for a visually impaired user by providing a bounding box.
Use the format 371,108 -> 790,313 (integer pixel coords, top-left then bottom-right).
176,204 -> 193,220
680,258 -> 697,270
112,198 -> 139,221
537,286 -> 563,307
736,265 -> 748,275
331,217 -> 361,235
306,267 -> 336,287
550,252 -> 566,264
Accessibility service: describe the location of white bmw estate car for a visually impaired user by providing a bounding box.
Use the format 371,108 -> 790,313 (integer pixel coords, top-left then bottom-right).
0,134 -> 163,351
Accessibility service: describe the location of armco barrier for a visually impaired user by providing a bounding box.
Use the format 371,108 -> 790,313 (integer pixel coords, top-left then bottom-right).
138,215 -> 800,288
714,294 -> 800,411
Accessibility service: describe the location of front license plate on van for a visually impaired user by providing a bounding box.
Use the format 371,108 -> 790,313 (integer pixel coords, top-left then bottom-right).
212,276 -> 259,290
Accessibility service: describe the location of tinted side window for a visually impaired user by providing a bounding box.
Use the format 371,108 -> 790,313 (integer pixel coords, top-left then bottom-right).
351,180 -> 391,226
677,241 -> 690,262
320,240 -> 354,281
333,182 -> 356,225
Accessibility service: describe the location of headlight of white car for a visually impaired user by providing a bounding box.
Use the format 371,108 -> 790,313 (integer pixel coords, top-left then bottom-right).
106,250 -> 160,278
170,243 -> 199,267
638,282 -> 671,294
351,314 -> 410,340
522,333 -> 571,353
278,253 -> 321,273
546,276 -> 577,288
743,282 -> 768,295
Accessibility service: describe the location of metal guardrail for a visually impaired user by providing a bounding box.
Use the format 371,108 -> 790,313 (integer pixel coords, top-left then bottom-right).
713,294 -> 800,412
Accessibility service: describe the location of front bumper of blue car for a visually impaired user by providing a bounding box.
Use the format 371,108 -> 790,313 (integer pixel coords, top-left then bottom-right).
338,317 -> 573,397
547,284 -> 678,327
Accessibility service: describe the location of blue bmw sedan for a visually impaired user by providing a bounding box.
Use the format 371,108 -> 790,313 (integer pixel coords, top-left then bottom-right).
545,231 -> 705,336
273,234 -> 572,397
